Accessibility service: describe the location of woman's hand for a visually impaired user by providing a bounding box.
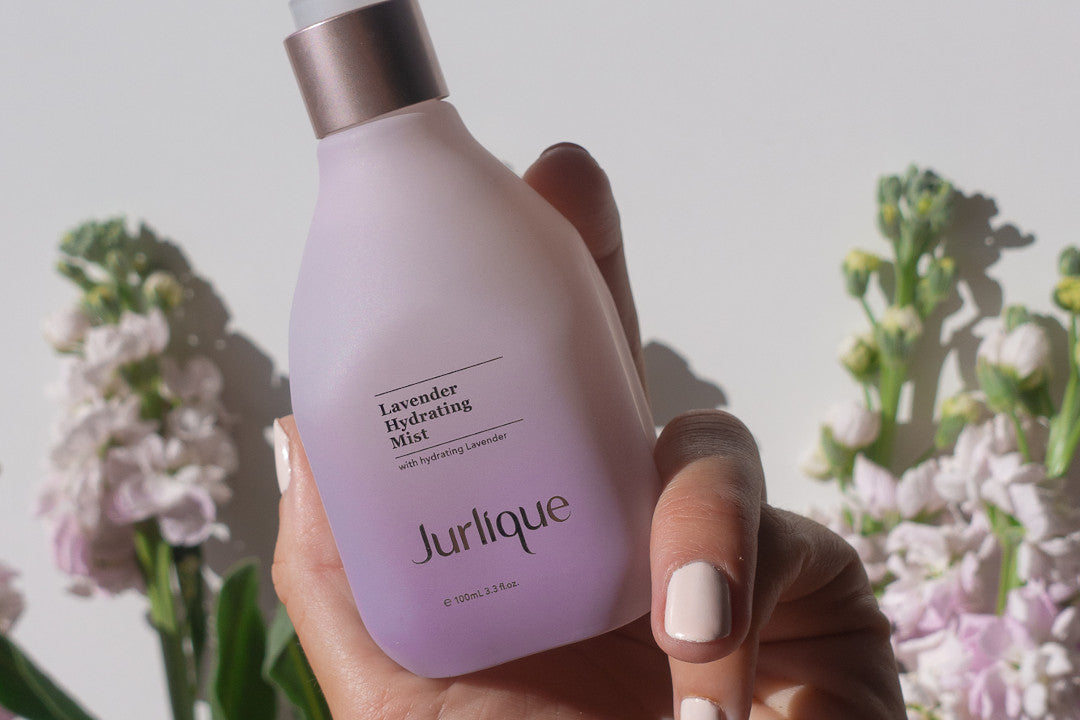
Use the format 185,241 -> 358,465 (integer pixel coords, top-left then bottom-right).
272,144 -> 905,719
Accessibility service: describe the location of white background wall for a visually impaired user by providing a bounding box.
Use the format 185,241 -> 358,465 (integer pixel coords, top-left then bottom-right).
2,1 -> 1078,716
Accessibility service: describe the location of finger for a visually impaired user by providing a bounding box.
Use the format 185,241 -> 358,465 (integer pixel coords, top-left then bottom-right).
750,507 -> 903,719
271,416 -> 434,717
674,507 -> 902,720
650,410 -> 765,719
522,143 -> 645,383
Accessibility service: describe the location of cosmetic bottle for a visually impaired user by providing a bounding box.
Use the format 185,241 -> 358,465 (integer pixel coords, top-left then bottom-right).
285,0 -> 660,678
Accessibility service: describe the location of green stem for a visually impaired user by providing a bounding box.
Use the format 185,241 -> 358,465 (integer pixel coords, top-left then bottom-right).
860,297 -> 878,327
895,258 -> 918,308
862,384 -> 874,411
135,523 -> 196,720
1047,315 -> 1080,477
1007,410 -> 1032,464
869,358 -> 907,469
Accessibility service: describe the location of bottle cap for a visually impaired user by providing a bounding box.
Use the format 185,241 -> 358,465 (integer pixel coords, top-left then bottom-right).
285,0 -> 448,138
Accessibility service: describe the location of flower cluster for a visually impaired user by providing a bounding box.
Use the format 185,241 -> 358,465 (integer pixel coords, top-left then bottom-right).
822,412 -> 1080,718
38,220 -> 235,595
805,167 -> 1080,719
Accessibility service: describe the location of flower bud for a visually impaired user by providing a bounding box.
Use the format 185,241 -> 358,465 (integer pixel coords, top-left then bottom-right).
143,271 -> 184,310
877,175 -> 903,242
799,444 -> 832,480
838,333 -> 879,383
823,400 -> 881,450
875,305 -> 923,359
978,321 -> 1051,389
1054,276 -> 1080,315
1059,247 -> 1080,278
903,167 -> 954,236
842,250 -> 881,298
934,392 -> 982,449
1003,304 -> 1033,332
42,307 -> 92,352
915,256 -> 956,316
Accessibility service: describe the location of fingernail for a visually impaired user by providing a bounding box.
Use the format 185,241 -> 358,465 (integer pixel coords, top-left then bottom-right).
680,696 -> 724,720
665,561 -> 731,642
273,419 -> 292,495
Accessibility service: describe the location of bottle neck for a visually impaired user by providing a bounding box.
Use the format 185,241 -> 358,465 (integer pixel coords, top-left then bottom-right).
285,0 -> 448,139
315,98 -> 469,167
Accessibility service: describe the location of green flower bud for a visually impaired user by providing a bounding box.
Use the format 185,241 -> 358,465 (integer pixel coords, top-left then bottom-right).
901,166 -> 955,254
875,305 -> 923,359
1054,276 -> 1080,314
838,333 -> 879,383
842,249 -> 881,298
56,259 -> 96,292
877,175 -> 903,242
976,358 -> 1020,414
1059,247 -> 1080,278
934,392 -> 982,449
1003,304 -> 1033,333
915,256 -> 957,317
142,271 -> 184,310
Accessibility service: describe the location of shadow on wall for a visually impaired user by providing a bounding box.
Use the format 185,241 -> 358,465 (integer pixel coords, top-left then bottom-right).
135,232 -> 291,613
643,341 -> 726,425
887,191 -> 1036,468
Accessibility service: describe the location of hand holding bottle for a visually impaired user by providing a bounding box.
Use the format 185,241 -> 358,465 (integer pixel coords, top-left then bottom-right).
272,144 -> 906,720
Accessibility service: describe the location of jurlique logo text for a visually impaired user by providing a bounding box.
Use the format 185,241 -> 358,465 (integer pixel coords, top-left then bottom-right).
413,496 -> 571,564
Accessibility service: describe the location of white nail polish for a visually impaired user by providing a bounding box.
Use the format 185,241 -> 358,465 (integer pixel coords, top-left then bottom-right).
273,419 -> 292,494
680,696 -> 724,720
665,561 -> 731,642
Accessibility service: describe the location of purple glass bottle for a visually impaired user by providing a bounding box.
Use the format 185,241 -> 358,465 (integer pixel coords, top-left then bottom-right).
285,0 -> 660,677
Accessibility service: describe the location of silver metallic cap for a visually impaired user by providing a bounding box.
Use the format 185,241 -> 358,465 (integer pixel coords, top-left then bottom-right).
285,0 -> 448,139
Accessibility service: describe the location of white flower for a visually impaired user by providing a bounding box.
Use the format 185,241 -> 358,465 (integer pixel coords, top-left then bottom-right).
824,400 -> 881,449
161,356 -> 223,404
977,320 -> 1051,386
83,308 -> 169,370
42,306 -> 91,352
852,455 -> 944,520
799,443 -> 831,479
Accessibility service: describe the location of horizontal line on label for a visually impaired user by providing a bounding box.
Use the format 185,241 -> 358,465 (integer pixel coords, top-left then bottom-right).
394,419 -> 523,459
375,356 -> 504,397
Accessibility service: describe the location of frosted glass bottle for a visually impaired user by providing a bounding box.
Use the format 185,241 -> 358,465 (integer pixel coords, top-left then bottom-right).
285,0 -> 660,678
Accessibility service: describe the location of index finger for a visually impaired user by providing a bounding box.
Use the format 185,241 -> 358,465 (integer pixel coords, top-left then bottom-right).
523,143 -> 645,385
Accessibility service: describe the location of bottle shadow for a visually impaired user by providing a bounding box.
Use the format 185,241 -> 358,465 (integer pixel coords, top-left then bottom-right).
642,341 -> 726,425
133,226 -> 291,612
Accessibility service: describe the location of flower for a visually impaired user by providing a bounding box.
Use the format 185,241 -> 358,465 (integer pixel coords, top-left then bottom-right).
824,400 -> 881,449
843,249 -> 881,298
0,560 -> 24,635
977,320 -> 1051,390
1054,276 -> 1080,315
143,271 -> 184,309
41,245 -> 235,595
838,333 -> 879,383
876,305 -> 923,359
42,306 -> 91,352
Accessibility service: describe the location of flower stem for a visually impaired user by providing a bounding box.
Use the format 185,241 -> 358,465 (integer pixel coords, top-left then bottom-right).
870,358 -> 907,469
135,522 -> 196,720
861,297 -> 878,327
1047,315 -> 1080,477
1007,410 -> 1032,464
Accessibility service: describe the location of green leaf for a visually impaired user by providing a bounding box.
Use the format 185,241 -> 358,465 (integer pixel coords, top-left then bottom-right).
210,562 -> 276,720
0,634 -> 99,720
264,605 -> 332,720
